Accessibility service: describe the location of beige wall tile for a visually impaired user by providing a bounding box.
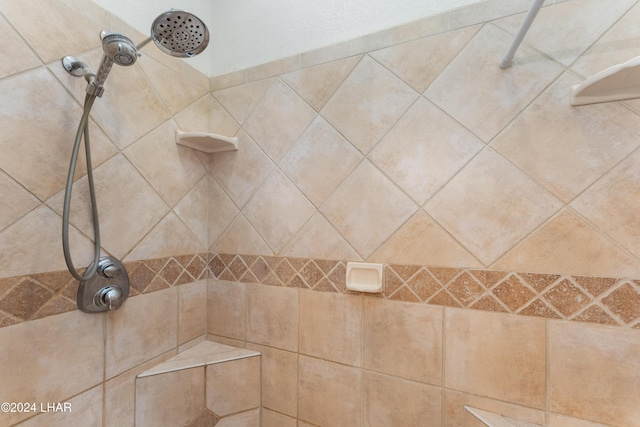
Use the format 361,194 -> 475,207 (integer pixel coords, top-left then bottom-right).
426,24 -> 563,142
204,177 -> 240,247
444,390 -> 546,427
492,74 -> 640,202
549,413 -> 613,427
212,78 -> 274,124
370,97 -> 484,205
426,149 -> 562,266
0,171 -> 38,233
280,213 -> 361,261
445,309 -> 546,408
494,210 -> 640,277
104,351 -> 177,427
124,120 -> 207,207
0,310 -> 104,425
246,283 -> 299,351
0,206 -> 95,278
206,356 -> 261,416
280,116 -> 362,207
571,3 -> 640,78
106,288 -> 178,378
210,130 -> 275,208
179,280 -> 207,345
210,214 -> 274,256
243,79 -> 316,162
19,385 -> 103,427
371,25 -> 479,93
364,298 -> 443,384
364,371 -> 442,426
138,55 -> 208,115
494,0 -> 636,67
207,280 -> 246,340
321,55 -> 418,154
0,0 -> 101,63
370,211 -> 482,268
136,367 -> 205,427
216,409 -> 260,427
262,408 -> 297,427
549,321 -> 640,425
572,149 -> 640,261
0,68 -> 117,201
125,212 -> 206,261
282,56 -> 361,111
0,14 -> 41,79
247,343 -> 298,417
48,154 -> 170,260
321,161 -> 418,258
299,355 -> 362,426
174,176 -> 214,249
300,290 -> 362,366
243,169 -> 315,254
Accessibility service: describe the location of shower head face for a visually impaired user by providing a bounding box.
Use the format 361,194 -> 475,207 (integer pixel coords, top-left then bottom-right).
151,9 -> 210,58
102,33 -> 137,66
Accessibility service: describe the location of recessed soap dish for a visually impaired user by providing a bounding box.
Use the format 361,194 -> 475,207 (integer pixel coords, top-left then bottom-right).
175,130 -> 239,153
346,262 -> 384,293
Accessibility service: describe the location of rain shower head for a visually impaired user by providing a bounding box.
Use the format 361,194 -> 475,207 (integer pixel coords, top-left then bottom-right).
150,9 -> 210,58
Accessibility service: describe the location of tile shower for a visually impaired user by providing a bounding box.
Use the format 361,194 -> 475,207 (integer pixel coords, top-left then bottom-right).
1,0 -> 640,426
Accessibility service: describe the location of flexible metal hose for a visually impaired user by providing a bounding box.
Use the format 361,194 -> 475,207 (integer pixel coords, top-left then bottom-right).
62,93 -> 101,281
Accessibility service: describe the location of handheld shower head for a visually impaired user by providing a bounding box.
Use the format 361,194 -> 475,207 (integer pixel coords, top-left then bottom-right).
91,33 -> 137,96
150,9 -> 209,58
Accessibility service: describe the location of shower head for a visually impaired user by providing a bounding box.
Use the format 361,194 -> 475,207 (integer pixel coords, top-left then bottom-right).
150,9 -> 210,58
102,33 -> 138,66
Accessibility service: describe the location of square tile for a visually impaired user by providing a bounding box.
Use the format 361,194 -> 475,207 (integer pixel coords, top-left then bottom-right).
206,356 -> 261,416
371,26 -> 479,93
246,283 -> 299,351
364,298 -> 443,385
281,116 -> 362,207
425,149 -> 562,266
445,309 -> 547,408
246,343 -> 298,417
494,0 -> 636,67
243,79 -> 316,162
426,24 -> 563,142
299,355 -> 362,427
300,290 -> 362,366
572,149 -> 640,260
364,371 -> 442,427
243,169 -> 315,253
370,97 -> 484,205
549,321 -> 640,425
178,281 -> 207,345
492,74 -> 640,202
136,367 -> 204,427
321,55 -> 418,154
106,288 -> 178,379
321,161 -> 417,258
207,280 -> 246,341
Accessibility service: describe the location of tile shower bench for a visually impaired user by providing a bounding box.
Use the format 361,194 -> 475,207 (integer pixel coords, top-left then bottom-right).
135,341 -> 261,426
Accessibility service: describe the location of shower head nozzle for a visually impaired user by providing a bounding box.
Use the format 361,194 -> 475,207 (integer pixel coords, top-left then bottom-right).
151,9 -> 210,58
101,33 -> 138,66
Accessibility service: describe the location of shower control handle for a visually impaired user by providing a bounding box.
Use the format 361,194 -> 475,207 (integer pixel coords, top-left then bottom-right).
77,256 -> 130,313
95,286 -> 123,310
98,258 -> 121,278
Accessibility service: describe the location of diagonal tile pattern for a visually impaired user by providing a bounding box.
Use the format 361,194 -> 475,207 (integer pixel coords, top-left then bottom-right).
2,0 -> 640,335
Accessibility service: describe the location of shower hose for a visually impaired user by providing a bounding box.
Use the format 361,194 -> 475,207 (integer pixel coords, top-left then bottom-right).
62,93 -> 101,281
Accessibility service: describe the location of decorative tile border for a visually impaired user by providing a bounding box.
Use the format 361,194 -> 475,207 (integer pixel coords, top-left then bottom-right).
209,253 -> 640,329
0,254 -> 209,328
1,252 -> 639,330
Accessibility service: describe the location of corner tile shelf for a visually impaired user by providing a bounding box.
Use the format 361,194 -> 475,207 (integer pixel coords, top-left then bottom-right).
138,341 -> 259,378
175,130 -> 239,154
465,406 -> 543,427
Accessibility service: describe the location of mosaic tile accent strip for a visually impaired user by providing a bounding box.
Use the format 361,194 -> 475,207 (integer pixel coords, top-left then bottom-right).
0,254 -> 208,328
209,253 -> 640,329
